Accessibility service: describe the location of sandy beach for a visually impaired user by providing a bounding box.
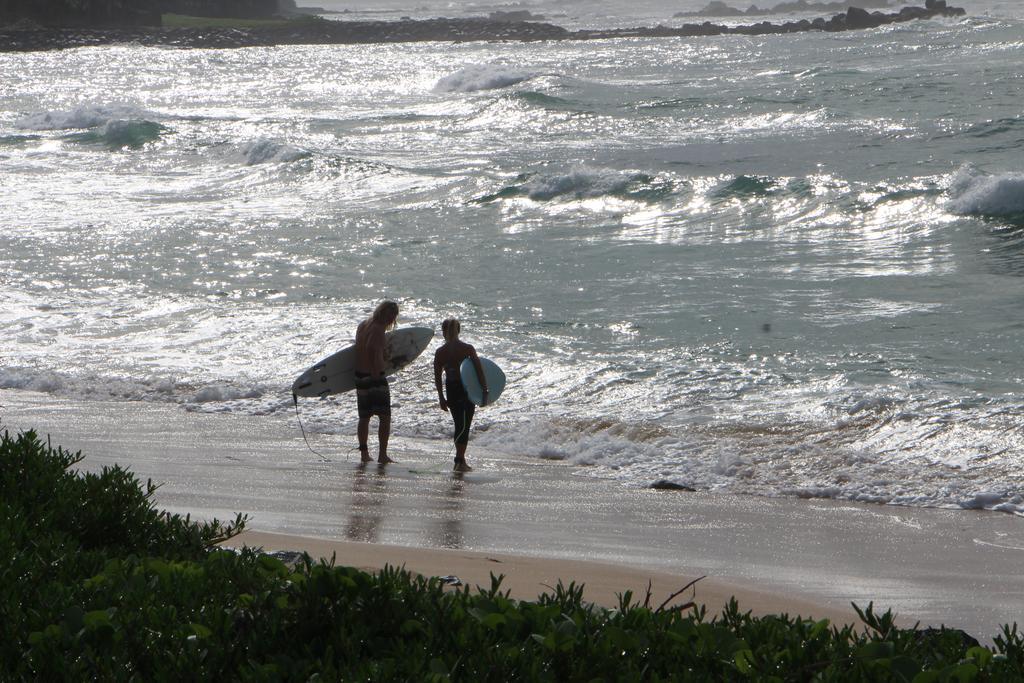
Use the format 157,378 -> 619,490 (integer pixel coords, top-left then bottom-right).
3,387 -> 1022,640
232,530 -> 850,621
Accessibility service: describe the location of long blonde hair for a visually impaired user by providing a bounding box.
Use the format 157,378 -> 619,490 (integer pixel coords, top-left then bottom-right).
372,300 -> 399,330
441,318 -> 461,341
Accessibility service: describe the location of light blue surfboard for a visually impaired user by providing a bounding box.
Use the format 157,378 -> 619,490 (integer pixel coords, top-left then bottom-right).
459,357 -> 506,407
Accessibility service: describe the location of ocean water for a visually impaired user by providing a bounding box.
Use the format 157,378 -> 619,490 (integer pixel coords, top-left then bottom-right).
2,0 -> 1024,514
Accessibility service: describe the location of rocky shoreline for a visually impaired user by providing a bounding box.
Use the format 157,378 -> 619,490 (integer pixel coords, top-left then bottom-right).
0,3 -> 966,53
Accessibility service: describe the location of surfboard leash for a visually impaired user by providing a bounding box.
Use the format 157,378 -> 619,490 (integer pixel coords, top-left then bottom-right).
293,393 -> 332,462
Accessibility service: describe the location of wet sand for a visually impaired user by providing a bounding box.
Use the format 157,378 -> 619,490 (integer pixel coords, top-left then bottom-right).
3,388 -> 1021,639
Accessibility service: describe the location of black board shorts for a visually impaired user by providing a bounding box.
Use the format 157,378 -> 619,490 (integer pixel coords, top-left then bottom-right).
355,372 -> 390,418
445,377 -> 475,445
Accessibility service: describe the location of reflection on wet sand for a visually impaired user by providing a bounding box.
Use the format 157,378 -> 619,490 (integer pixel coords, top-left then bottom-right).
427,473 -> 466,550
345,462 -> 388,543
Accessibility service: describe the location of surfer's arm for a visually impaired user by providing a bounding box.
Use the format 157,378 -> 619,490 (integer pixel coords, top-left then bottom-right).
433,352 -> 448,411
470,349 -> 489,405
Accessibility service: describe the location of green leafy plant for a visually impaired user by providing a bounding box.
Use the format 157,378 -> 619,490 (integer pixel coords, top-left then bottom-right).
2,427 -> 1022,681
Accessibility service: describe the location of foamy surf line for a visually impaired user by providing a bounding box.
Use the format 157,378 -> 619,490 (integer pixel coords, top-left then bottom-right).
471,406 -> 1024,516
2,387 -> 1023,640
4,354 -> 1024,516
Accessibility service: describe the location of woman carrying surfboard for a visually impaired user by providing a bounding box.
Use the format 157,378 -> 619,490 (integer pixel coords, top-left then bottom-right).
433,318 -> 488,472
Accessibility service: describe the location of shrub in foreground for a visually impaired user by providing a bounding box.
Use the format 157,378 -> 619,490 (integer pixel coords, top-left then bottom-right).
2,427 -> 1023,680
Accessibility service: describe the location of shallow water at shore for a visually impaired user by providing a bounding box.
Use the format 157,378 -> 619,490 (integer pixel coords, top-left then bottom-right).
2,1 -> 1024,514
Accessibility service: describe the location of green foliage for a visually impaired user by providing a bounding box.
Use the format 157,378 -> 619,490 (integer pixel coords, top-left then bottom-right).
2,427 -> 1023,680
0,428 -> 245,676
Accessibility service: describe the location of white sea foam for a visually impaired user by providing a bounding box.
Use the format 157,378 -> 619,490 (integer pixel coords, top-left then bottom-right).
0,368 -> 67,393
959,491 -> 1018,511
0,366 -> 278,413
434,64 -> 536,92
16,104 -> 158,130
947,164 -> 1024,216
520,166 -> 643,201
473,409 -> 1024,515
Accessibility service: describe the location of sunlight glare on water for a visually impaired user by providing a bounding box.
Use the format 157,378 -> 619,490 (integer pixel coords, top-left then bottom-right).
2,1 -> 1024,514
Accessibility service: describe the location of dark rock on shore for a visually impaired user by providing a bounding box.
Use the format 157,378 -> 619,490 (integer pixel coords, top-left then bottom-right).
649,480 -> 697,491
0,3 -> 967,53
678,0 -> 891,18
572,3 -> 964,40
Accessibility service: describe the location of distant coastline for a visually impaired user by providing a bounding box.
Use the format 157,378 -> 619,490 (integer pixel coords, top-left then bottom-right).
0,3 -> 967,53
676,0 -> 892,18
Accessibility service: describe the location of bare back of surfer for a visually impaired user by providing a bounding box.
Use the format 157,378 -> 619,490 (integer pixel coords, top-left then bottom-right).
354,300 -> 399,464
433,318 -> 488,472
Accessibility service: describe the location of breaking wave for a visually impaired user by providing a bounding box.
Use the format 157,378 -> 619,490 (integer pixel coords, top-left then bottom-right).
0,365 -> 276,413
712,174 -> 779,199
235,139 -> 311,165
15,104 -> 167,149
947,164 -> 1024,219
434,64 -> 537,92
66,119 -> 166,149
16,103 -> 159,130
478,166 -> 674,203
474,403 -> 1024,516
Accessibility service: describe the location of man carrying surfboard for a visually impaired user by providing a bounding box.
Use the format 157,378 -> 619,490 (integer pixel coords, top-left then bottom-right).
433,318 -> 488,472
354,300 -> 399,464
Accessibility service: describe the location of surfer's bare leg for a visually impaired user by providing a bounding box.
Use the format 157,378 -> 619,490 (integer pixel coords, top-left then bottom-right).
377,414 -> 394,464
357,417 -> 373,462
454,442 -> 472,472
454,440 -> 472,471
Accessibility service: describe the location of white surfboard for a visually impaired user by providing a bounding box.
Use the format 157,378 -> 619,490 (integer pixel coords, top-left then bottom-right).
459,357 -> 506,406
292,326 -> 434,398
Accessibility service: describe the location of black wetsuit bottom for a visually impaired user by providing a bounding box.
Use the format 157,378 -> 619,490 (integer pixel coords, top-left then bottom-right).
445,376 -> 475,446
